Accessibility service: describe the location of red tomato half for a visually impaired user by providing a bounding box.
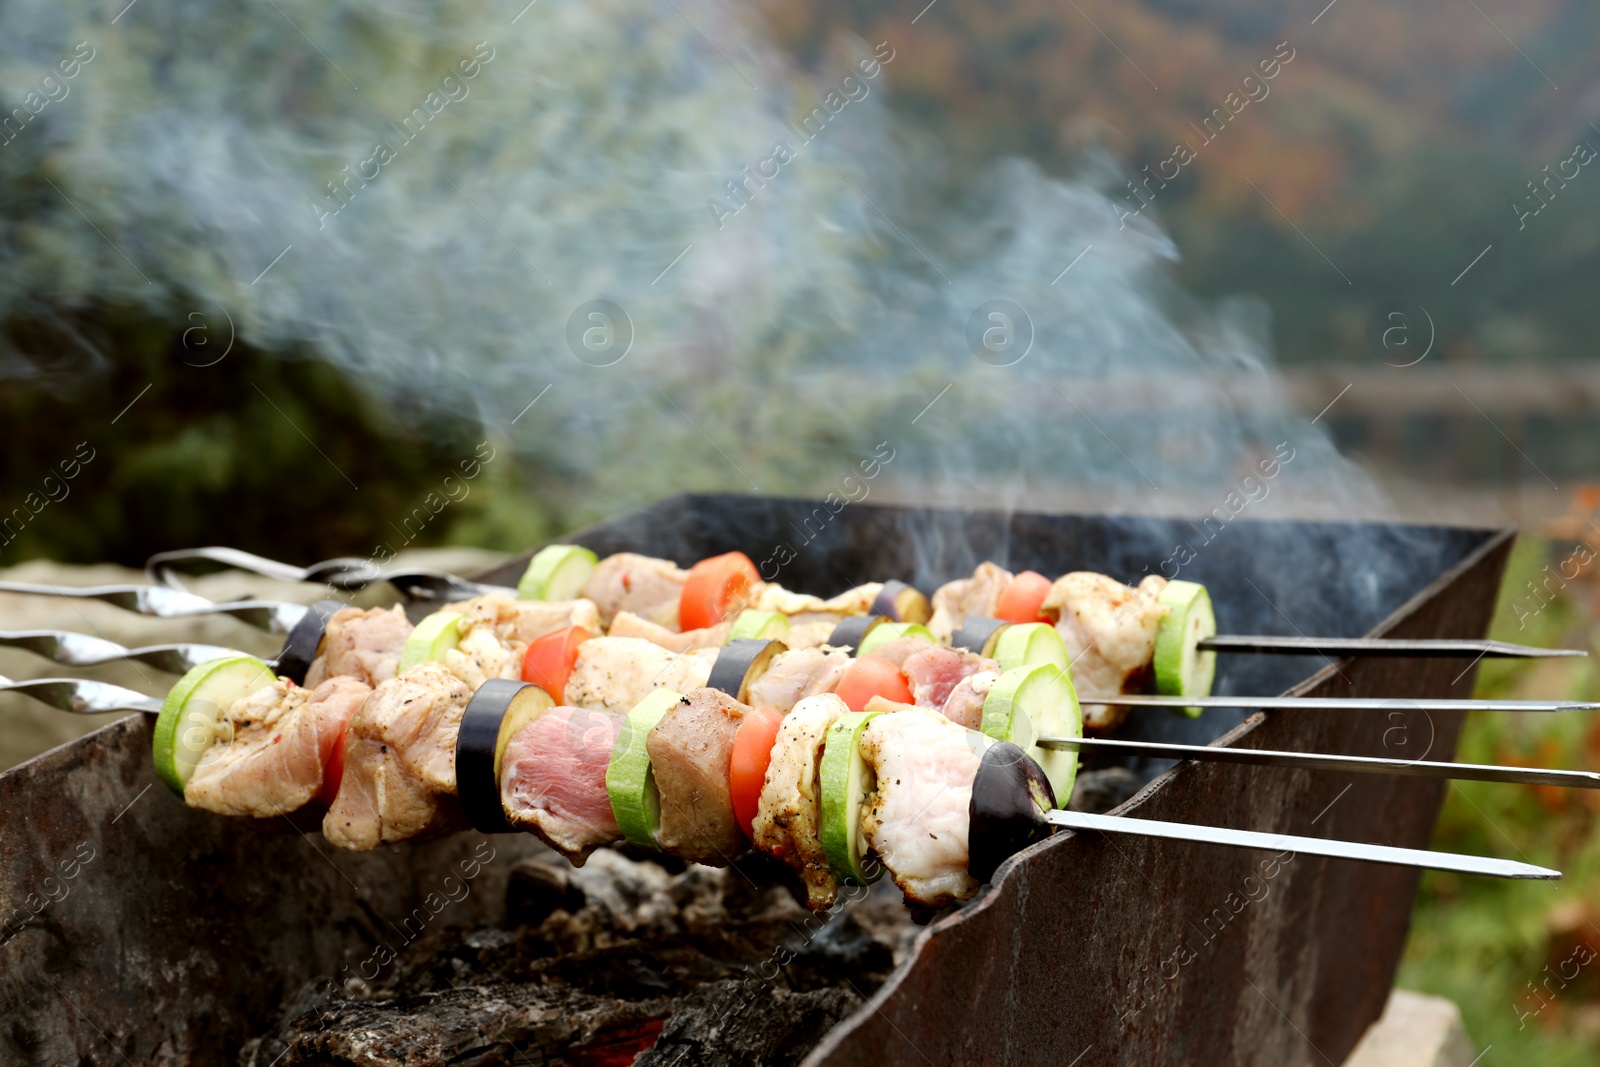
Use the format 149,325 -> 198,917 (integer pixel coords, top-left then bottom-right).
995,570 -> 1054,624
521,625 -> 592,702
834,655 -> 914,712
680,551 -> 760,631
315,727 -> 347,808
729,706 -> 785,840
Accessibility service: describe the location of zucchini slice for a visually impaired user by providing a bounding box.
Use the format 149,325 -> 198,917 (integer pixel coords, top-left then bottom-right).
950,615 -> 1008,657
824,614 -> 885,653
856,621 -> 936,658
818,710 -> 884,885
606,688 -> 685,849
1153,580 -> 1218,718
872,580 -> 932,624
990,622 -> 1069,673
152,655 -> 278,793
727,609 -> 790,643
456,679 -> 556,833
706,638 -> 784,702
980,663 -> 1081,807
399,610 -> 464,671
517,544 -> 599,601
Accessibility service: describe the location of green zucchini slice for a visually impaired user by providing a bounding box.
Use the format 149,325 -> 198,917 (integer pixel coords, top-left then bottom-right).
818,710 -> 884,885
1153,580 -> 1217,718
980,663 -> 1081,807
398,610 -> 464,671
517,544 -> 599,601
856,621 -> 936,658
152,655 -> 278,793
990,622 -> 1069,673
727,609 -> 790,643
606,688 -> 685,848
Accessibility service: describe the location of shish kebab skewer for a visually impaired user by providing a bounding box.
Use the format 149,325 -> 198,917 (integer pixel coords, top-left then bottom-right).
142,543 -> 1583,660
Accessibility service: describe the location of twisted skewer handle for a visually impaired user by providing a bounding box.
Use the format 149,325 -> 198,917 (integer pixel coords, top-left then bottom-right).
0,581 -> 308,634
0,673 -> 161,715
0,631 -> 238,676
145,547 -> 507,601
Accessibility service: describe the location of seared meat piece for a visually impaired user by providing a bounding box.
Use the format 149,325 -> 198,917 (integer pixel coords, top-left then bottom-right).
303,605 -> 413,689
445,593 -> 602,644
580,552 -> 688,628
607,610 -> 730,652
864,634 -> 937,669
939,670 -> 998,730
501,706 -> 623,864
442,622 -> 524,691
928,562 -> 1014,643
564,637 -> 716,715
647,687 -> 748,866
752,693 -> 848,909
1043,572 -> 1169,730
746,648 -> 851,713
859,708 -> 983,909
185,675 -> 370,818
902,646 -> 997,711
323,663 -> 473,851
784,615 -> 845,651
751,583 -> 881,617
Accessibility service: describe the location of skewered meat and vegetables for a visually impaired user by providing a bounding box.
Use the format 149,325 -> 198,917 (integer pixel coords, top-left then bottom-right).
185,675 -> 370,818
647,687 -> 748,866
323,662 -> 473,850
303,604 -> 413,689
501,705 -> 624,864
1042,571 -> 1169,729
753,694 -> 849,909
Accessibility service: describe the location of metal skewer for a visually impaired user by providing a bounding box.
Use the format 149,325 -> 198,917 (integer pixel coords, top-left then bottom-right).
0,604 -> 341,683
0,631 -> 238,676
0,580 -> 309,634
1039,735 -> 1600,790
145,546 -> 505,601
1085,695 -> 1600,713
0,673 -> 161,715
1200,635 -> 1585,659
1050,810 -> 1559,880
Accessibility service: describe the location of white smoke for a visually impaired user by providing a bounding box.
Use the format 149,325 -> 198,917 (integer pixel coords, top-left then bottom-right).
0,0 -> 1379,531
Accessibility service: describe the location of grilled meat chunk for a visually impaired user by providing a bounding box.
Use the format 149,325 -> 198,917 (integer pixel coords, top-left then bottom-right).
860,708 -> 984,909
1043,572 -> 1169,729
746,648 -> 851,713
323,663 -> 473,851
564,637 -> 716,715
939,670 -> 998,731
185,675 -> 370,818
902,646 -> 997,711
647,687 -> 748,866
752,693 -> 849,909
303,605 -> 413,689
607,610 -> 731,652
501,706 -> 623,864
928,562 -> 1014,643
580,552 -> 687,628
445,593 -> 602,645
751,583 -> 881,617
442,622 -> 524,691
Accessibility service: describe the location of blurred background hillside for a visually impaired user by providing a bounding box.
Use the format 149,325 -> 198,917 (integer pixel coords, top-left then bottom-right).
2,0 -> 1596,568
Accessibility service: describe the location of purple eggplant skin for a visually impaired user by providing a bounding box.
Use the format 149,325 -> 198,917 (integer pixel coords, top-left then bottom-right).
873,580 -> 932,624
825,614 -> 886,654
706,638 -> 784,701
951,615 -> 1008,657
456,679 -> 525,835
968,742 -> 1057,884
273,599 -> 345,684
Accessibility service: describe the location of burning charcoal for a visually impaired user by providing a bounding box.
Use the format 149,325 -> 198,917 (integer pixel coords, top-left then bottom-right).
636,982 -> 866,1067
1069,766 -> 1143,813
506,858 -> 586,926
